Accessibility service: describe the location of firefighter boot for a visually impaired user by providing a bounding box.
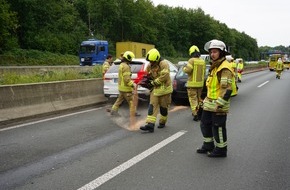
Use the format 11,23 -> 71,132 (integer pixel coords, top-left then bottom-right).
110,110 -> 120,116
196,142 -> 214,154
207,147 -> 227,158
140,123 -> 154,133
157,123 -> 166,128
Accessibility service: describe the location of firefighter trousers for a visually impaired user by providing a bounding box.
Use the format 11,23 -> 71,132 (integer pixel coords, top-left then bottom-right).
112,91 -> 136,117
200,110 -> 228,149
146,93 -> 171,125
187,87 -> 202,116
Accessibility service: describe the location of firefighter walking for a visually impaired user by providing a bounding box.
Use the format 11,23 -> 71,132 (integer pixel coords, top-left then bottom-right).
183,45 -> 206,121
109,51 -> 138,121
196,39 -> 234,157
139,48 -> 173,133
275,58 -> 283,79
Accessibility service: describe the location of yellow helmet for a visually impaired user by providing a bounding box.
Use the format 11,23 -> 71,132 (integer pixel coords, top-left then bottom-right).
146,48 -> 160,62
189,45 -> 200,56
123,51 -> 135,62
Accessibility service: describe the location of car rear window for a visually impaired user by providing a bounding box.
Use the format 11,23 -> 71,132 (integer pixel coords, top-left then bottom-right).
175,66 -> 188,79
106,61 -> 144,74
176,65 -> 210,79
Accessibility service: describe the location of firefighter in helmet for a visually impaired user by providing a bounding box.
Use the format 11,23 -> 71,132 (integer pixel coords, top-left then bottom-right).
226,55 -> 238,97
275,58 -> 283,79
139,48 -> 173,133
183,45 -> 206,121
109,51 -> 137,118
237,59 -> 244,82
196,39 -> 234,157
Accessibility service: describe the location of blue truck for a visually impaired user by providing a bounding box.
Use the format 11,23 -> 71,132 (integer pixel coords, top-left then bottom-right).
79,39 -> 109,66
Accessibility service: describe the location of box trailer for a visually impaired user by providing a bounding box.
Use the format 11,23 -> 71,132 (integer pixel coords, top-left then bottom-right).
116,42 -> 155,58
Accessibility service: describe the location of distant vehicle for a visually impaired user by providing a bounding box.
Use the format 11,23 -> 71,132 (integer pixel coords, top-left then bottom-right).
103,58 -> 178,100
200,54 -> 210,65
177,54 -> 209,68
268,54 -> 282,71
172,64 -> 210,104
177,61 -> 188,66
116,42 -> 155,58
79,39 -> 109,66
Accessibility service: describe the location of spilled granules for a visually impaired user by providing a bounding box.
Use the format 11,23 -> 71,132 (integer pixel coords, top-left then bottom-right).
107,105 -> 188,131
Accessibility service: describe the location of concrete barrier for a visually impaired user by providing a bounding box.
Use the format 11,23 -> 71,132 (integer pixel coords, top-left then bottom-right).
0,78 -> 107,124
0,65 -> 268,125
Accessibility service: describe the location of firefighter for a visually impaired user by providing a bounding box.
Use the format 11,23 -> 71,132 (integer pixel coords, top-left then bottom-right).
275,58 -> 283,79
183,45 -> 206,121
102,54 -> 113,78
226,56 -> 238,97
196,39 -> 234,157
139,48 -> 173,133
237,59 -> 244,82
109,51 -> 137,118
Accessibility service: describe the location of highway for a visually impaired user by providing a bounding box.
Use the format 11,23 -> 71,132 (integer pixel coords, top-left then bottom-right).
0,70 -> 290,190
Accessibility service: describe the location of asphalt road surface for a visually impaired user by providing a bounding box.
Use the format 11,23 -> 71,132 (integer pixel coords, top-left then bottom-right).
0,70 -> 289,190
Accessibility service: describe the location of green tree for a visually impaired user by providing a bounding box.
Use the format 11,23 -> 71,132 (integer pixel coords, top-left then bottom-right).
9,0 -> 87,54
0,0 -> 19,52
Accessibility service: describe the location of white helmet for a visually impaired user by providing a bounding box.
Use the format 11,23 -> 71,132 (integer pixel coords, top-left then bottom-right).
204,39 -> 227,52
226,55 -> 234,61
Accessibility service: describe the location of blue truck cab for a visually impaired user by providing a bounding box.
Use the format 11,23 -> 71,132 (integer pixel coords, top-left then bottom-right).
79,39 -> 108,66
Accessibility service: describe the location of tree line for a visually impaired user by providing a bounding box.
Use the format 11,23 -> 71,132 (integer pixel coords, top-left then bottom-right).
0,0 -> 287,61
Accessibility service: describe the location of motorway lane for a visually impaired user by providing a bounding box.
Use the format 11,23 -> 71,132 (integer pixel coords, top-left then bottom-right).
0,70 -> 289,190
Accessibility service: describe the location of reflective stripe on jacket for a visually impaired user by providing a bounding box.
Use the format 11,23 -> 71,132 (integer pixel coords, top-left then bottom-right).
204,59 -> 234,112
183,57 -> 206,88
276,61 -> 283,71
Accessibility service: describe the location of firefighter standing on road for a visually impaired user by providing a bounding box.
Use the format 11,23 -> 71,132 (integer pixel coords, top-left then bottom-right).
226,55 -> 238,97
102,54 -> 113,78
109,51 -> 137,119
196,39 -> 234,157
237,59 -> 244,82
183,45 -> 206,121
275,58 -> 283,79
139,48 -> 173,133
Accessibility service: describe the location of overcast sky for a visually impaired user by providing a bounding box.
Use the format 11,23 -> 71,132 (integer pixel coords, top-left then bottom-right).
151,0 -> 289,47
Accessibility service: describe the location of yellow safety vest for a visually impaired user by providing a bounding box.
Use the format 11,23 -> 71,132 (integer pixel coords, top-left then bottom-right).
276,61 -> 283,71
185,58 -> 206,88
118,62 -> 134,92
206,61 -> 233,99
203,60 -> 234,113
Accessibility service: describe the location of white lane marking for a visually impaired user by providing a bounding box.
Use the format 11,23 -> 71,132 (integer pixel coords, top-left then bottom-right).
257,81 -> 269,88
77,130 -> 187,190
0,107 -> 103,132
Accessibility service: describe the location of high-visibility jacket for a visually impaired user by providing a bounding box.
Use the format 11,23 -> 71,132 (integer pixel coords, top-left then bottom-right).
183,57 -> 206,88
118,62 -> 134,92
237,62 -> 244,73
203,59 -> 234,113
102,59 -> 111,75
276,61 -> 283,71
146,59 -> 173,96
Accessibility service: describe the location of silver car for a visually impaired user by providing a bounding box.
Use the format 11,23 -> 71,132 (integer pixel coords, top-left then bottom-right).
103,58 -> 178,100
